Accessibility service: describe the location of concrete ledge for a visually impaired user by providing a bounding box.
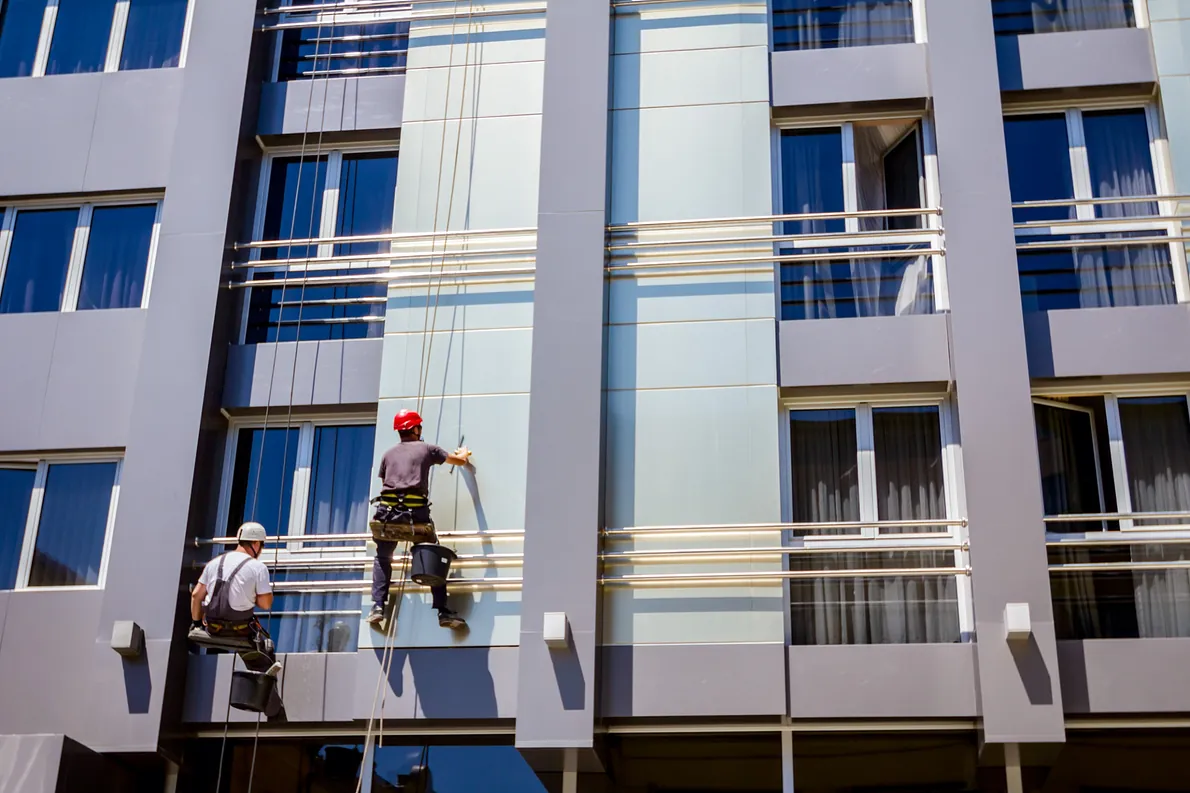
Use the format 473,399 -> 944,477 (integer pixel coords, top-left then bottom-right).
779,314 -> 951,387
258,75 -> 405,136
788,644 -> 978,719
1024,305 -> 1190,379
1058,638 -> 1190,713
222,339 -> 382,409
997,27 -> 1155,93
771,43 -> 929,108
601,643 -> 786,718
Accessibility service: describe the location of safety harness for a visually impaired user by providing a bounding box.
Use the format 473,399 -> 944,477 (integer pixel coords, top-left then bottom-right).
204,553 -> 267,643
369,490 -> 439,543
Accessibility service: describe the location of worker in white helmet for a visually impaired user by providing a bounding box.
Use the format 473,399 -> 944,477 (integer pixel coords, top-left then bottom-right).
190,521 -> 274,647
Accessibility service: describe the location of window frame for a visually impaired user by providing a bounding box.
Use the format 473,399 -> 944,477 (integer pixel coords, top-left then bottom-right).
241,144 -> 399,343
0,453 -> 122,592
779,393 -> 973,639
19,0 -> 195,77
216,413 -> 377,557
1004,100 -> 1189,303
771,114 -> 949,312
0,194 -> 163,313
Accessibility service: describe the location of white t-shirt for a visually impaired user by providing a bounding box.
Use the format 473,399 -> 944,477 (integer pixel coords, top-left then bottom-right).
198,551 -> 272,613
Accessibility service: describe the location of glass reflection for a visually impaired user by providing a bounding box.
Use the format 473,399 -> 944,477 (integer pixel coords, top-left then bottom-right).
120,0 -> 187,70
0,468 -> 35,590
225,428 -> 298,537
45,0 -> 117,75
0,0 -> 44,78
29,462 -> 118,588
77,204 -> 156,310
0,208 -> 79,314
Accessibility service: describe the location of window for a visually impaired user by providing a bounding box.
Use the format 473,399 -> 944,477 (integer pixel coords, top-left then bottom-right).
778,119 -> 944,321
0,0 -> 190,78
1036,393 -> 1190,639
772,0 -> 918,51
214,419 -> 375,654
1005,106 -> 1184,311
0,199 -> 161,314
992,0 -> 1137,36
243,149 -> 396,343
0,457 -> 120,590
269,1 -> 410,81
786,401 -> 968,644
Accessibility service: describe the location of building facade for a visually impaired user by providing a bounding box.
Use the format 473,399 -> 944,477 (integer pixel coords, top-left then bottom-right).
0,0 -> 1189,790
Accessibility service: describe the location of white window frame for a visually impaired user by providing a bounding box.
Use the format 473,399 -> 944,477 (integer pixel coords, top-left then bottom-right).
26,0 -> 194,77
0,454 -> 122,592
215,414 -> 377,558
0,195 -> 163,313
773,115 -> 949,312
1006,101 -> 1189,303
241,144 -> 399,343
780,394 -> 974,639
268,0 -> 410,83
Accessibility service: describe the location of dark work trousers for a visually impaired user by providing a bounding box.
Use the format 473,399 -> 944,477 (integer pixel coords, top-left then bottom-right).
372,540 -> 447,611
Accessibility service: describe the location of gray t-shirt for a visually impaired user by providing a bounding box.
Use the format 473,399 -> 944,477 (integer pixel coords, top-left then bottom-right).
378,440 -> 448,494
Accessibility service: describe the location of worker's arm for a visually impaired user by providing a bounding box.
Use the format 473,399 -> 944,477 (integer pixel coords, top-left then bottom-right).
255,592 -> 274,610
445,446 -> 472,467
190,582 -> 207,622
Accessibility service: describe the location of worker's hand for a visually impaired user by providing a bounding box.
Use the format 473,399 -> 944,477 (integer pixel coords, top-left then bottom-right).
453,446 -> 472,463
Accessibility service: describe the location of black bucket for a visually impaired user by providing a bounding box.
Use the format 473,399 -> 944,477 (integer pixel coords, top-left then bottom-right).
229,670 -> 276,714
410,543 -> 456,587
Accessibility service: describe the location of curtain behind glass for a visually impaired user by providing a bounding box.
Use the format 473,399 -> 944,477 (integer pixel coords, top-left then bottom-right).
262,156 -> 328,260
29,463 -> 118,587
270,571 -> 360,653
772,0 -> 913,50
1030,0 -> 1133,34
305,425 -> 373,546
1118,397 -> 1190,637
45,0 -> 117,75
226,428 -> 299,537
335,153 -> 398,257
76,204 -> 156,310
0,0 -> 45,78
873,406 -> 944,531
0,468 -> 35,590
120,0 -> 188,70
790,410 -> 859,526
0,209 -> 79,314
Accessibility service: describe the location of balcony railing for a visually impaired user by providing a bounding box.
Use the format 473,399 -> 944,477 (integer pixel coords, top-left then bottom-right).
1013,195 -> 1190,312
231,227 -> 537,342
1046,512 -> 1190,640
607,209 -> 946,321
771,0 -> 917,52
991,0 -> 1136,37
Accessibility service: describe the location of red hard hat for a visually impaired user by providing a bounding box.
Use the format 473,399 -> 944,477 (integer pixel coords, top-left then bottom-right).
393,409 -> 423,432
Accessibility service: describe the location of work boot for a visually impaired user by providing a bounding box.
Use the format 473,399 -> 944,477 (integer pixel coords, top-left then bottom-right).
366,605 -> 385,626
438,609 -> 466,629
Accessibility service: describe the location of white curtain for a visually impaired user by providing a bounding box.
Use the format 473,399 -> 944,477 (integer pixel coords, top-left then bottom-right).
839,0 -> 915,47
1029,0 -> 1133,33
777,0 -> 914,49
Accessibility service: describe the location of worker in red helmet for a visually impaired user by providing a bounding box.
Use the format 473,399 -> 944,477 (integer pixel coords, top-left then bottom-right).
367,409 -> 472,628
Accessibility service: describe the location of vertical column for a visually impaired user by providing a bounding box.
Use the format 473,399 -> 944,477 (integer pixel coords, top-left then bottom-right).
1150,2 -> 1190,194
515,0 -> 611,752
923,0 -> 1065,742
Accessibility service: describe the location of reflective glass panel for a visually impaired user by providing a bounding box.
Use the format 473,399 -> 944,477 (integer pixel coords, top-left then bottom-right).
0,468 -> 35,590
29,462 -> 117,588
0,208 -> 79,314
77,204 -> 156,310
120,0 -> 188,70
45,0 -> 117,75
0,0 -> 45,78
226,427 -> 299,536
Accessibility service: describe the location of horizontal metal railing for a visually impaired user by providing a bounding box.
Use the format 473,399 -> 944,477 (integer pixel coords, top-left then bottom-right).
603,518 -> 965,538
196,529 -> 525,546
1045,511 -> 1190,575
261,0 -> 546,30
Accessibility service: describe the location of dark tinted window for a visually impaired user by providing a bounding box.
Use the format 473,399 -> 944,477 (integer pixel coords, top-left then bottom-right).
45,0 -> 117,75
335,152 -> 398,256
77,204 -> 156,310
0,208 -> 79,314
305,425 -> 374,543
0,0 -> 45,78
1004,114 -> 1075,222
0,468 -> 35,590
120,0 -> 187,70
29,462 -> 118,588
262,156 -> 327,260
226,427 -> 299,536
780,128 -> 845,235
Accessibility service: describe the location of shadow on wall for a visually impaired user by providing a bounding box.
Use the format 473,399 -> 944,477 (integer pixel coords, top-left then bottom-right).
377,646 -> 500,718
1009,634 -> 1054,706
122,656 -> 153,715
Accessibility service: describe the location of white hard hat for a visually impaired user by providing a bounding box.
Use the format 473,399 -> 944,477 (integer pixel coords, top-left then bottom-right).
237,521 -> 268,543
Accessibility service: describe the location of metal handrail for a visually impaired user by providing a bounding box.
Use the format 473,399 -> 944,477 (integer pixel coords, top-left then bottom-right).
1014,214 -> 1190,230
229,266 -> 535,289
1012,194 -> 1190,209
264,0 -> 413,14
607,227 -> 939,252
600,567 -> 969,585
261,3 -> 546,29
233,249 -> 535,270
1050,561 -> 1190,574
1017,235 -> 1190,252
605,248 -> 944,274
1044,511 -> 1190,523
195,529 -> 525,546
1047,532 -> 1190,547
600,542 -> 966,561
272,576 -> 523,592
608,208 -> 942,232
235,226 -> 536,251
603,519 -> 965,537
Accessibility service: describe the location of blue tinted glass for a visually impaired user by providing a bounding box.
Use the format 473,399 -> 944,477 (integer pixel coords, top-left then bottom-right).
29,462 -> 117,588
77,204 -> 156,310
269,571 -> 360,653
0,208 -> 79,314
772,0 -> 914,51
262,156 -> 327,260
335,152 -> 398,256
120,0 -> 187,70
1004,114 -> 1075,222
306,425 -> 373,544
244,269 -> 386,343
992,0 -> 1135,36
45,0 -> 116,75
780,128 -> 845,235
0,0 -> 44,77
0,468 -> 35,590
227,427 -> 299,535
1084,108 -> 1157,216
370,746 -> 548,793
278,21 -> 410,80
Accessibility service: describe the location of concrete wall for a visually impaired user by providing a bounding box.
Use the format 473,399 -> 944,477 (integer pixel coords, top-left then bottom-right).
1151,0 -> 1190,194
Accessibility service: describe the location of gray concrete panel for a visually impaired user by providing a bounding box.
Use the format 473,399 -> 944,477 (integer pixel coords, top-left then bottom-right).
222,340 -> 383,409
1058,639 -> 1190,713
1025,305 -> 1190,379
788,644 -> 978,719
83,71 -> 183,192
324,652 -> 359,722
0,314 -> 58,453
771,43 -> 929,108
277,653 -> 328,723
0,75 -> 103,195
923,0 -> 1065,743
997,27 -> 1156,93
39,310 -> 145,450
0,734 -> 64,793
600,644 -> 785,718
517,0 -> 611,753
779,314 -> 951,387
257,75 -> 406,136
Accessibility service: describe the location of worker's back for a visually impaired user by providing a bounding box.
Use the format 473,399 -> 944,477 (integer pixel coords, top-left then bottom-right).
379,440 -> 447,495
199,550 -> 271,615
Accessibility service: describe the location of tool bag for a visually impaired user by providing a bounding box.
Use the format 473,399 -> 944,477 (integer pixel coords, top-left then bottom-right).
369,491 -> 438,543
